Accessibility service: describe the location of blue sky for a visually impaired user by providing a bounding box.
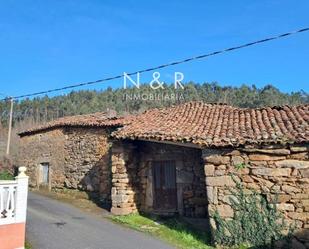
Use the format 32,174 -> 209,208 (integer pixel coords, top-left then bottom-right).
0,0 -> 308,99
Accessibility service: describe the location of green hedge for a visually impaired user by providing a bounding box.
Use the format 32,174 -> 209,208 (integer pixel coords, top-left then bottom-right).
0,170 -> 14,180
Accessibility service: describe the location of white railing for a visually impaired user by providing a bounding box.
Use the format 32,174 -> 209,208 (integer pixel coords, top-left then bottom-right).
0,167 -> 28,225
0,181 -> 17,224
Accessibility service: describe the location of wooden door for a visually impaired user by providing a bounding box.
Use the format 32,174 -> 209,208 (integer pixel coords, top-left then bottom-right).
152,161 -> 177,210
39,163 -> 49,185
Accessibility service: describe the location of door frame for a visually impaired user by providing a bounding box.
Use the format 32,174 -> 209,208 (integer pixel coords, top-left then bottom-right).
37,162 -> 51,190
151,160 -> 178,212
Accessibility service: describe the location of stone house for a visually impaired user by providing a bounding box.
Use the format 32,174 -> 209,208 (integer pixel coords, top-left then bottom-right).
18,101 -> 309,245
18,112 -> 127,203
111,102 -> 308,245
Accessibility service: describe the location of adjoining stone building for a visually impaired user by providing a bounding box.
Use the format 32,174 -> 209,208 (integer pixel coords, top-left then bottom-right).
18,112 -> 127,203
111,102 -> 309,246
110,140 -> 207,217
18,101 -> 309,246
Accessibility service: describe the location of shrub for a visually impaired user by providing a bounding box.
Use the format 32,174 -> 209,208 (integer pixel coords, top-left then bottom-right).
213,179 -> 293,248
0,170 -> 14,180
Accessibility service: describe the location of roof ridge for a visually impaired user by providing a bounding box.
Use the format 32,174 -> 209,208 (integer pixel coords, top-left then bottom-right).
184,101 -> 309,111
113,101 -> 309,147
133,101 -> 309,117
18,111 -> 122,136
240,103 -> 309,111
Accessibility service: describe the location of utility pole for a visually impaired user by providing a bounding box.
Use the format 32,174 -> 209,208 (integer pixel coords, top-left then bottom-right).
6,97 -> 14,155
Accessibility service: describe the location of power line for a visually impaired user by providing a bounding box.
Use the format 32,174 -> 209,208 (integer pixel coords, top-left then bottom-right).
3,27 -> 309,101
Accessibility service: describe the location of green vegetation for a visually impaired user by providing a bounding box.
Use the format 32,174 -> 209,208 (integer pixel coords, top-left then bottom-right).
112,214 -> 213,249
0,170 -> 14,180
234,163 -> 247,170
213,180 -> 292,248
1,82 -> 307,159
0,83 -> 307,126
25,241 -> 32,249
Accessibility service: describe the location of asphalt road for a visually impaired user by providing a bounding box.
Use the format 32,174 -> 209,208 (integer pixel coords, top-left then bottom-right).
26,192 -> 174,249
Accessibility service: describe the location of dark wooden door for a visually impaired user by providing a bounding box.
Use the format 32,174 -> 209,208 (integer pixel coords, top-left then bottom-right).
152,161 -> 177,210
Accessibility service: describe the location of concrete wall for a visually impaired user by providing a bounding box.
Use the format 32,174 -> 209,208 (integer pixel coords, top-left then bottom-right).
203,144 -> 309,247
0,223 -> 26,249
111,140 -> 207,217
18,127 -> 112,202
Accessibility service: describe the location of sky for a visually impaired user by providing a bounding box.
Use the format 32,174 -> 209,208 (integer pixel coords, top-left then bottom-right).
0,0 -> 308,99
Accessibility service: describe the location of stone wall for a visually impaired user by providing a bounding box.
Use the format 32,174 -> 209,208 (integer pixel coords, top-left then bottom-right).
111,140 -> 207,217
62,127 -> 111,201
18,127 -> 112,202
203,144 -> 309,247
18,129 -> 66,188
138,141 -> 207,217
110,141 -> 139,215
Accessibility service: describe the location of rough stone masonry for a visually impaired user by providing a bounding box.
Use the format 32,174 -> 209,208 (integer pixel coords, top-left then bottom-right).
203,144 -> 309,248
110,141 -> 208,217
18,127 -> 112,203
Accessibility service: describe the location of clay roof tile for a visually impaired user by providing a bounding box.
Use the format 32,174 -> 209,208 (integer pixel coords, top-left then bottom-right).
113,101 -> 309,147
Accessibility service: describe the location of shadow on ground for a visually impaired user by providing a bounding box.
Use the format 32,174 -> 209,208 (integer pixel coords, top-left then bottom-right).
155,215 -> 212,245
112,212 -> 213,249
84,191 -> 111,211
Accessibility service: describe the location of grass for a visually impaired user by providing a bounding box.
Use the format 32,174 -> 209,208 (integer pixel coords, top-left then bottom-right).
112,213 -> 214,249
33,189 -> 211,248
33,189 -> 247,249
25,241 -> 32,249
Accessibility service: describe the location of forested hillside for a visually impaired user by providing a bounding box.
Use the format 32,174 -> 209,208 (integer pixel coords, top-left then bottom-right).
0,82 -> 307,161
0,82 -> 307,127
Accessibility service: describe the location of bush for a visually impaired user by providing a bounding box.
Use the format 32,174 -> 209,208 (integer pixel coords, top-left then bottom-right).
213,179 -> 293,248
0,170 -> 14,180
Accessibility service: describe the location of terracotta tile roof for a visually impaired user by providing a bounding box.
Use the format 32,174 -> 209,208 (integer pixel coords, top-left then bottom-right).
113,102 -> 309,147
18,112 -> 129,136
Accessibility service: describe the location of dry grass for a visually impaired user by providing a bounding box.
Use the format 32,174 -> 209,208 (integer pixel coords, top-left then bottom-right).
31,188 -> 110,217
